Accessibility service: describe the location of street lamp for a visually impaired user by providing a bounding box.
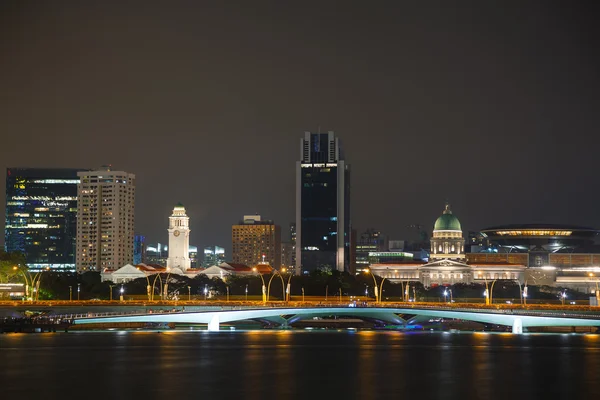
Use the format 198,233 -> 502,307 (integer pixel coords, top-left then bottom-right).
163,269 -> 174,300
12,266 -> 31,299
281,267 -> 293,302
302,287 -> 305,302
204,284 -> 208,300
589,273 -> 600,305
377,277 -> 387,304
561,290 -> 567,306
13,265 -> 48,302
483,278 -> 496,305
363,268 -> 379,303
137,267 -> 152,301
77,283 -> 81,301
187,286 -> 191,301
252,267 -> 267,304
267,269 -> 286,302
35,269 -> 49,301
443,289 -> 448,303
120,285 -> 124,302
69,285 -> 72,301
226,286 -> 230,302
245,284 -> 248,301
514,280 -> 523,306
151,274 -> 163,301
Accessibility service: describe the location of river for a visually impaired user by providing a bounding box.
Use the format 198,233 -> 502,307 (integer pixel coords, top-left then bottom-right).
2,330 -> 599,399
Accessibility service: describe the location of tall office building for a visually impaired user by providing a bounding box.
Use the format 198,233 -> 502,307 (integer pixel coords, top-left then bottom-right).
232,215 -> 281,268
144,243 -> 168,265
355,229 -> 388,269
5,168 -> 82,272
290,222 -> 297,269
133,235 -> 146,265
295,131 -> 350,274
203,245 -> 226,267
281,242 -> 293,268
75,166 -> 135,272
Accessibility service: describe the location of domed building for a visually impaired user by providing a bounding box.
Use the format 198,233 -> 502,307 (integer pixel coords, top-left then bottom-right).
430,204 -> 465,261
370,202 -> 527,288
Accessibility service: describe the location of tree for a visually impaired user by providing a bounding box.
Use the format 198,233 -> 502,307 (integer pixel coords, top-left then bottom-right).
0,250 -> 26,283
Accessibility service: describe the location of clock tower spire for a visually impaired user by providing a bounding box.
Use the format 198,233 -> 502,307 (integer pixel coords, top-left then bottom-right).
167,203 -> 191,271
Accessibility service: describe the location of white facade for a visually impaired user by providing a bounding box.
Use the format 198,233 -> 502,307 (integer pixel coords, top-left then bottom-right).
370,204 -> 526,287
198,265 -> 233,280
166,204 -> 191,271
370,260 -> 527,287
76,166 -> 135,273
430,204 -> 465,261
101,264 -> 145,283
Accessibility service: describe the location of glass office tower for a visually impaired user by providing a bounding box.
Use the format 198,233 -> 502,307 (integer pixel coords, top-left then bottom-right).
203,245 -> 226,267
5,168 -> 82,272
295,132 -> 351,274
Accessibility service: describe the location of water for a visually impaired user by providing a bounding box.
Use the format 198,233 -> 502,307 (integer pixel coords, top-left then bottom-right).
2,330 -> 600,399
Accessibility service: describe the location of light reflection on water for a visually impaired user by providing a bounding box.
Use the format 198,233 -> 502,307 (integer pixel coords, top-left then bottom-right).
2,330 -> 600,399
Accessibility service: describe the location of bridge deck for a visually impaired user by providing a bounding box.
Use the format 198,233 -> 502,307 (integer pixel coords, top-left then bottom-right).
70,305 -> 600,332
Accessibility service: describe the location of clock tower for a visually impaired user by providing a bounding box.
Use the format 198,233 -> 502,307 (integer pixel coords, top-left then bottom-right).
167,203 -> 191,271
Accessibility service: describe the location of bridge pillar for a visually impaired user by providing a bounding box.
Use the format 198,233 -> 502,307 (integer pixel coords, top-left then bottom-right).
208,315 -> 220,332
512,318 -> 523,334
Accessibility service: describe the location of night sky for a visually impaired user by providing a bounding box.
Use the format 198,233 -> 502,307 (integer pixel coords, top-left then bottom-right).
1,1 -> 599,254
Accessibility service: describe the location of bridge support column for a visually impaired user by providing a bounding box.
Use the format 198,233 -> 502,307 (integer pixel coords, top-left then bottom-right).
208,315 -> 220,332
512,318 -> 523,334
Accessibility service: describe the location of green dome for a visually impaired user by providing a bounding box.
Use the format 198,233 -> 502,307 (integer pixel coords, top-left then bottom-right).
434,204 -> 462,231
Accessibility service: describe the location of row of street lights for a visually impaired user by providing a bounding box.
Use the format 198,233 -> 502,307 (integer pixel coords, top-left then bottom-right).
68,283 -> 81,301
12,265 -> 51,301
363,268 -> 539,305
14,264 -> 590,305
363,268 -> 415,303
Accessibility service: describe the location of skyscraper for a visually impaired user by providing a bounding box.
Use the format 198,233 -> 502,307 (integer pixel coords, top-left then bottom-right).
295,131 -> 351,274
75,166 -> 135,272
232,215 -> 281,268
203,245 -> 226,267
355,229 -> 388,270
5,168 -> 82,272
290,222 -> 296,269
133,234 -> 145,265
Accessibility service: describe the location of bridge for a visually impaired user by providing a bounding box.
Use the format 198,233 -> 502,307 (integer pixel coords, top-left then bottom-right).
72,305 -> 600,334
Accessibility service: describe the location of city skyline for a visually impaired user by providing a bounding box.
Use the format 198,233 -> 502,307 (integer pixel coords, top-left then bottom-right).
2,2 -> 600,256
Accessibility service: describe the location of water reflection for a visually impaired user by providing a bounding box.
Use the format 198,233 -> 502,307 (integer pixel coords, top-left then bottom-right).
3,331 -> 600,399
357,331 -> 376,400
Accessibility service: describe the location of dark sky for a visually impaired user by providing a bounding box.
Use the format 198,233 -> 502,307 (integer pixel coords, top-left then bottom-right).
1,1 -> 599,254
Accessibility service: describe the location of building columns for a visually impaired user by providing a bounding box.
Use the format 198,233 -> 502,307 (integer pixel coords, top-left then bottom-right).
208,314 -> 220,331
512,318 -> 523,334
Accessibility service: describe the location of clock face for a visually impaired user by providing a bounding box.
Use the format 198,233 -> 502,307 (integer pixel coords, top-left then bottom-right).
173,230 -> 180,237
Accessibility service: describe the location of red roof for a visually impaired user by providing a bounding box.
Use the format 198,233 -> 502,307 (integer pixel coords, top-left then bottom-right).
251,264 -> 274,274
221,263 -> 252,272
135,264 -> 166,272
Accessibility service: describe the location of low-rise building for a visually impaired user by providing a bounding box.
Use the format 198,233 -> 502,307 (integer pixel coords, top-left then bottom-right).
0,283 -> 25,299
